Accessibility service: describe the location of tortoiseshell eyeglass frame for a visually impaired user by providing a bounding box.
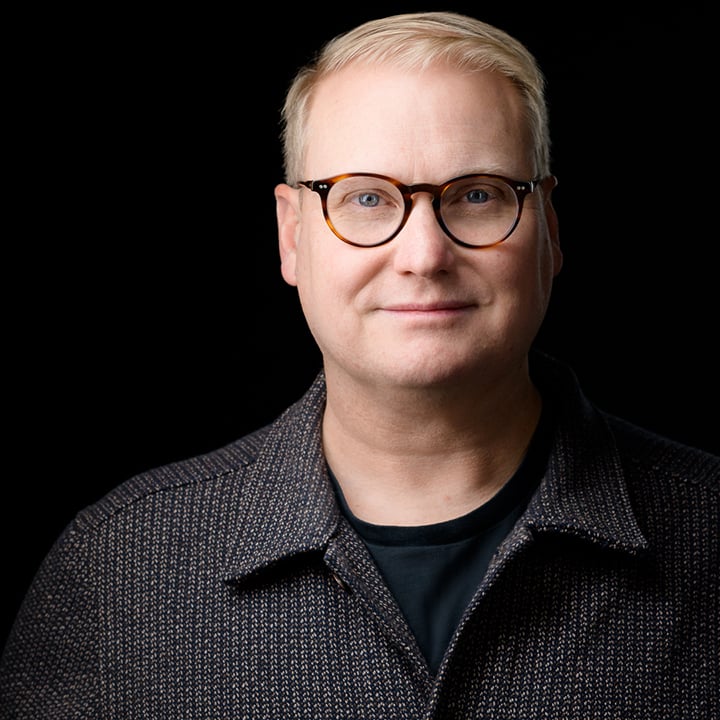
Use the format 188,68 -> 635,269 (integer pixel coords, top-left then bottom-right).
297,172 -> 546,248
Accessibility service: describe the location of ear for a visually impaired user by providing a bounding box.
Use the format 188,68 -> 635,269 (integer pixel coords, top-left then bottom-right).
542,175 -> 563,276
275,183 -> 301,287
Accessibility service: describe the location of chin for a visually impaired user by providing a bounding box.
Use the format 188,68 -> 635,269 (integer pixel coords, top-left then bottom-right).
382,355 -> 484,389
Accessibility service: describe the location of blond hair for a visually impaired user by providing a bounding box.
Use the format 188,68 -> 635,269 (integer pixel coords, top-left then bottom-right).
280,11 -> 551,185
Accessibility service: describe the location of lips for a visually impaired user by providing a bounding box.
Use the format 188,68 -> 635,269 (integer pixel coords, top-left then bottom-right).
382,301 -> 474,312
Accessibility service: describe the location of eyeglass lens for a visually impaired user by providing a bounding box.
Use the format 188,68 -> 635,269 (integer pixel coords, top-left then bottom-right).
325,175 -> 521,246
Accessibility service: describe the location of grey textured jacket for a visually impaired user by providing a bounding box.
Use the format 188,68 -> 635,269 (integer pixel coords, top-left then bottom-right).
1,353 -> 718,719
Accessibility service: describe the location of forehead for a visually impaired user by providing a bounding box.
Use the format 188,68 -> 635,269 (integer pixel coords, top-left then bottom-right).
304,62 -> 532,181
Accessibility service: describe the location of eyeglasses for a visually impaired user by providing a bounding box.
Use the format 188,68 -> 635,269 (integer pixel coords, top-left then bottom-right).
297,172 -> 542,248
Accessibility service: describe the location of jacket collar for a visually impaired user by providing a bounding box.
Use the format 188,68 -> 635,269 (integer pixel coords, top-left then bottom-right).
523,351 -> 649,554
224,352 -> 649,583
223,372 -> 341,581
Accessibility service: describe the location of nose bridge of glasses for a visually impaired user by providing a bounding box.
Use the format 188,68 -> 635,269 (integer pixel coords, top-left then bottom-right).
405,181 -> 444,205
396,182 -> 451,242
403,183 -> 445,232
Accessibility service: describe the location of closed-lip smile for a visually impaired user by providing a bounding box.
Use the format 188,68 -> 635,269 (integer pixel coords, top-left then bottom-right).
382,301 -> 474,312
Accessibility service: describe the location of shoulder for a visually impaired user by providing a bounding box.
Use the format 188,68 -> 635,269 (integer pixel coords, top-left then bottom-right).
55,371 -> 329,552
604,413 -> 720,493
605,412 -> 719,494
532,349 -> 718,542
532,349 -> 719,494
600,413 -> 718,564
71,423 -> 274,536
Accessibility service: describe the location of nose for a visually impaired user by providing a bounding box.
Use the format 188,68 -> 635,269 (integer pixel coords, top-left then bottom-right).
391,194 -> 456,276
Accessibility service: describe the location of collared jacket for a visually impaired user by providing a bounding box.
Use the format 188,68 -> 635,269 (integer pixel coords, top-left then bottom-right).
1,352 -> 718,719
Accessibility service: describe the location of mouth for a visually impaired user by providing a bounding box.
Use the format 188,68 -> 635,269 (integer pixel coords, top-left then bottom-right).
383,301 -> 474,312
380,301 -> 476,321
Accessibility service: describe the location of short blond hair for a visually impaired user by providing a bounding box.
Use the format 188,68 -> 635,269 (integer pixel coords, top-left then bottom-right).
280,11 -> 551,186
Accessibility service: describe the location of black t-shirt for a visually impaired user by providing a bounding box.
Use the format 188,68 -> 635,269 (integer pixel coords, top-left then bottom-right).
330,400 -> 553,674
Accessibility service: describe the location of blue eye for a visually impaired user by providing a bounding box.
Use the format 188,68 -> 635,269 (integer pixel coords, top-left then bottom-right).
466,188 -> 490,204
357,192 -> 381,208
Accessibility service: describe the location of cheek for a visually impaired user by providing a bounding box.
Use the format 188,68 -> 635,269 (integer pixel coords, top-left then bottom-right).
296,224 -> 381,302
485,233 -> 556,313
294,235 -> 360,320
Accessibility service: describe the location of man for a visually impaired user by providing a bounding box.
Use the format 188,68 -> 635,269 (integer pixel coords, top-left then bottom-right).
2,11 -> 717,719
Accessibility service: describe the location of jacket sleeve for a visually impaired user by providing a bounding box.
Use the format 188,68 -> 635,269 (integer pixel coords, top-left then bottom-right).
0,517 -> 100,719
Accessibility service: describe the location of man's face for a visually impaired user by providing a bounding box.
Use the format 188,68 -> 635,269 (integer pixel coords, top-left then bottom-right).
275,62 -> 562,392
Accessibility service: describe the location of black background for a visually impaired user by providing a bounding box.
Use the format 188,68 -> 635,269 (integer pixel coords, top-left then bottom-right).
4,3 -> 717,649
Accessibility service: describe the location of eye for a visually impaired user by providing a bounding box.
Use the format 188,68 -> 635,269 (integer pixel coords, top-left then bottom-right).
342,184 -> 399,212
465,188 -> 491,204
355,191 -> 381,208
328,179 -> 400,216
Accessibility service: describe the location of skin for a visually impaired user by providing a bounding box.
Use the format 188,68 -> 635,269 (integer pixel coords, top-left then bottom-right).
275,62 -> 562,525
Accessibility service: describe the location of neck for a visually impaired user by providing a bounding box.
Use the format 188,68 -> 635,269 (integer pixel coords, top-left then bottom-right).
321,365 -> 542,526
